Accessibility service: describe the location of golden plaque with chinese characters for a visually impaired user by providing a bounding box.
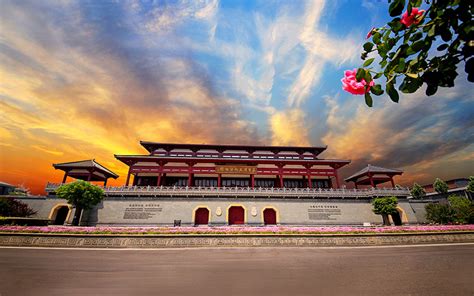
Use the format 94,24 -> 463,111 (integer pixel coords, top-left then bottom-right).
215,165 -> 258,175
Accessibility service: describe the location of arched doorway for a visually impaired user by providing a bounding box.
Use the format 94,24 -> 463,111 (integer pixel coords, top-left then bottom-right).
53,206 -> 70,225
391,211 -> 402,226
194,208 -> 210,225
263,208 -> 277,225
228,206 -> 245,225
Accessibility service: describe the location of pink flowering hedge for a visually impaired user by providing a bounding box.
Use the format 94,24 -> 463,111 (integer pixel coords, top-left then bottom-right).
0,225 -> 473,235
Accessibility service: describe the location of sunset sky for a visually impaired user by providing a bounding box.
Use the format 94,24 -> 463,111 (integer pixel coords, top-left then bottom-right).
1,0 -> 473,194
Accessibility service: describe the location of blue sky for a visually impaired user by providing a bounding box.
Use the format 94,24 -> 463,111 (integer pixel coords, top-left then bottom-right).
0,0 -> 473,193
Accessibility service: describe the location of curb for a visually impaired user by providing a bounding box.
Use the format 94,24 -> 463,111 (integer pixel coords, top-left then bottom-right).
1,232 -> 473,248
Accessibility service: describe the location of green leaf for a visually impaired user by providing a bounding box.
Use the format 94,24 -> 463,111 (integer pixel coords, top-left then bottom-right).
363,42 -> 374,52
364,92 -> 373,107
364,70 -> 372,83
426,84 -> 438,96
409,32 -> 423,42
399,77 -> 423,93
396,58 -> 406,72
389,0 -> 405,17
370,84 -> 384,96
386,82 -> 399,103
363,58 -> 375,67
390,21 -> 404,33
406,73 -> 418,79
356,68 -> 365,81
373,32 -> 381,44
441,29 -> 452,42
437,44 -> 449,51
465,58 -> 473,76
373,72 -> 383,79
411,40 -> 425,53
428,25 -> 436,37
377,43 -> 389,58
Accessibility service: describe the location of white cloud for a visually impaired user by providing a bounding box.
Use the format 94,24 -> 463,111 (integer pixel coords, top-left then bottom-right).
287,0 -> 360,107
144,0 -> 219,33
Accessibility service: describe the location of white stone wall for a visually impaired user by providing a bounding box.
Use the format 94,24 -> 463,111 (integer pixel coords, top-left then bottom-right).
14,196 -> 419,226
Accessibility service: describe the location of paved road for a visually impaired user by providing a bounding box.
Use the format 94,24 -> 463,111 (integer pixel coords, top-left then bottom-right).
1,244 -> 473,296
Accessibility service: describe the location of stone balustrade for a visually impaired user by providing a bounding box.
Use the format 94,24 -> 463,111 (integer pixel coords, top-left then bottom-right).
45,182 -> 410,199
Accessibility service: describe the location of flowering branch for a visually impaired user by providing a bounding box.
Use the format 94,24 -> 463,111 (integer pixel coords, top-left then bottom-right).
342,0 -> 473,107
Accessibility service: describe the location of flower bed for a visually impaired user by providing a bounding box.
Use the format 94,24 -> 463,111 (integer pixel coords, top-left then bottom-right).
0,225 -> 473,235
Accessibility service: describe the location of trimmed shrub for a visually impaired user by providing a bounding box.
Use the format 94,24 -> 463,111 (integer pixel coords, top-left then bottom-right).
425,203 -> 455,224
410,183 -> 426,199
372,196 -> 398,226
433,178 -> 449,194
0,197 -> 37,217
448,195 -> 474,224
56,180 -> 104,226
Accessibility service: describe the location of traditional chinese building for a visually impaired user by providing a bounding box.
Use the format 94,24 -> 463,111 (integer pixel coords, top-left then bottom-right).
115,141 -> 351,190
22,141 -> 415,226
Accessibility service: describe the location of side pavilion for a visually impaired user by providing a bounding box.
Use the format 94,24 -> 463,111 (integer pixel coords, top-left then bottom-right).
53,159 -> 119,186
344,164 -> 403,188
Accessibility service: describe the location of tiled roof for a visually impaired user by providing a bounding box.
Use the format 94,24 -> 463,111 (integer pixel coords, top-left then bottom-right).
53,159 -> 119,178
140,141 -> 327,155
0,181 -> 15,188
345,164 -> 403,182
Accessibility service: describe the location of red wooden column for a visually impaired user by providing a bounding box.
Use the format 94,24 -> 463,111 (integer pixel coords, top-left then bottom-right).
277,164 -> 284,188
87,169 -> 92,181
62,171 -> 69,184
217,174 -> 222,187
334,169 -> 340,188
188,174 -> 193,187
251,174 -> 255,188
157,173 -> 162,186
156,161 -> 163,186
125,167 -> 131,186
307,175 -> 312,188
390,176 -> 395,187
369,173 -> 375,188
103,178 -> 108,187
187,163 -> 194,187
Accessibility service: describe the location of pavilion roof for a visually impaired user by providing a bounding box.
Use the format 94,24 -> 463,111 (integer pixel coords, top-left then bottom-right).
0,181 -> 16,188
114,154 -> 350,169
344,164 -> 403,182
140,141 -> 327,156
53,159 -> 119,179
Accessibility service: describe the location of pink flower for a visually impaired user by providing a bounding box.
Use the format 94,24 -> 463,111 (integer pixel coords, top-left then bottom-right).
400,8 -> 425,27
366,27 -> 375,39
341,69 -> 374,95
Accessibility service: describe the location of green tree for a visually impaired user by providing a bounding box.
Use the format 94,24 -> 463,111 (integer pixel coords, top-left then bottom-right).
372,196 -> 399,226
448,194 -> 474,224
433,178 -> 449,194
467,176 -> 474,198
410,182 -> 426,199
350,0 -> 473,106
56,180 -> 104,226
425,203 -> 455,224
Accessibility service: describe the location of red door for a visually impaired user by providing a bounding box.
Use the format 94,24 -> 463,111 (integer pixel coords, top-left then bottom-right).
263,208 -> 277,225
228,206 -> 245,225
194,208 -> 209,225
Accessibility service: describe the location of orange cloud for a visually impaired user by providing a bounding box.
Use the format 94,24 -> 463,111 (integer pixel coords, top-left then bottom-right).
270,108 -> 310,146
